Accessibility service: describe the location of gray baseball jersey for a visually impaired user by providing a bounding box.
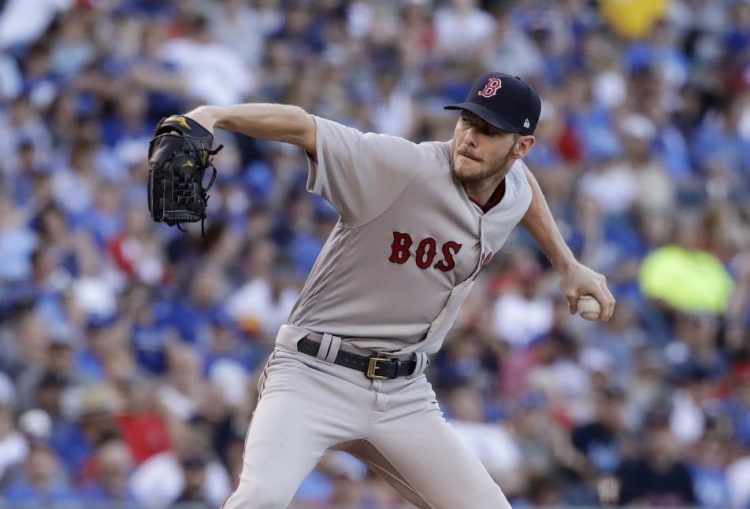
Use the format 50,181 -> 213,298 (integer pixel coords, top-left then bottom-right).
286,115 -> 532,354
222,116 -> 532,509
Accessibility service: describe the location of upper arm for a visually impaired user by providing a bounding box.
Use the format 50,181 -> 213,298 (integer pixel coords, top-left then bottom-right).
287,110 -> 317,156
520,162 -> 542,224
521,161 -> 537,195
305,116 -> 422,225
208,103 -> 318,153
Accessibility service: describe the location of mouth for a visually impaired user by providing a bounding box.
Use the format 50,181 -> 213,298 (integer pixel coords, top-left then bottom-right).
457,150 -> 481,162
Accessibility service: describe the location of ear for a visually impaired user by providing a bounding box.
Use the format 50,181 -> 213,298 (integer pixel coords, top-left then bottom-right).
513,136 -> 535,159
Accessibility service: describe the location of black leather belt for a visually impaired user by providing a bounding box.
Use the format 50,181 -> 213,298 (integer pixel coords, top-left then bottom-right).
297,337 -> 416,380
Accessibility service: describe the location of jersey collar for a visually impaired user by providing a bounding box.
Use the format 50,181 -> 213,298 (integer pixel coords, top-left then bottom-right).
467,178 -> 506,213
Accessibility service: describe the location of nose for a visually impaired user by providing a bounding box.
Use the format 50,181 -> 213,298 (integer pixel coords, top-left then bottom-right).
463,126 -> 478,148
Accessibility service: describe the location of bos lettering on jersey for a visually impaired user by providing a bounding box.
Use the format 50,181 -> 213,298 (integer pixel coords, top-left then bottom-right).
388,231 -> 462,272
293,116 -> 532,353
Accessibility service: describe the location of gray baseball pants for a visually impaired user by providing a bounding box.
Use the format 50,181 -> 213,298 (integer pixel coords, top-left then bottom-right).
221,338 -> 512,509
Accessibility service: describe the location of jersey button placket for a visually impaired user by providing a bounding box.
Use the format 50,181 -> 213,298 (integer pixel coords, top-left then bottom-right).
476,217 -> 487,278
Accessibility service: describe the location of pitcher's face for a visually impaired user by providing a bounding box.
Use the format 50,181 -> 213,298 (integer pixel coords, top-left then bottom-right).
451,111 -> 531,183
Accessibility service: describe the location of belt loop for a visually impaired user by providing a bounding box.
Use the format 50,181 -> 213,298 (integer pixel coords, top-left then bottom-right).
324,334 -> 341,364
407,352 -> 429,378
316,333 -> 333,362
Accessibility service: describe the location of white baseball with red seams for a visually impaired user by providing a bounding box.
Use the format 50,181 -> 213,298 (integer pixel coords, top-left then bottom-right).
578,295 -> 602,320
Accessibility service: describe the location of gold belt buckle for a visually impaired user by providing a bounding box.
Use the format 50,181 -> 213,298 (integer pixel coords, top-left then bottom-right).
367,357 -> 390,380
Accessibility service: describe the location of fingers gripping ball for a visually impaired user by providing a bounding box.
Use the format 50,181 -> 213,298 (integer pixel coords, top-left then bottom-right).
577,295 -> 602,321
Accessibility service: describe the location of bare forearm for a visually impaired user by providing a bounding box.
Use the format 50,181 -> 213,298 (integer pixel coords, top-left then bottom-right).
520,164 -> 615,319
520,164 -> 576,271
187,103 -> 317,153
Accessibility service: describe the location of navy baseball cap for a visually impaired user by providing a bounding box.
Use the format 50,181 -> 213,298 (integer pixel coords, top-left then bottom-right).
445,72 -> 541,136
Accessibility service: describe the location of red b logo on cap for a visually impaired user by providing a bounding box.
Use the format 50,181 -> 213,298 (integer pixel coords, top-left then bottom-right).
478,77 -> 502,98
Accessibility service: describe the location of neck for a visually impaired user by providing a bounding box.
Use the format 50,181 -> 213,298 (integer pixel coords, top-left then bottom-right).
462,173 -> 505,205
462,153 -> 515,205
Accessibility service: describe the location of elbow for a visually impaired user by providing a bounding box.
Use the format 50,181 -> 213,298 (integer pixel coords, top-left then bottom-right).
285,107 -> 317,153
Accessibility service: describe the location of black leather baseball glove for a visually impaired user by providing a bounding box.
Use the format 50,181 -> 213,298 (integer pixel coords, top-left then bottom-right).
147,115 -> 222,233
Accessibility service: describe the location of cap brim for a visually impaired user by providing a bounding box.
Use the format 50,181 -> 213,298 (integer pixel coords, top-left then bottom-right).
444,102 -> 520,134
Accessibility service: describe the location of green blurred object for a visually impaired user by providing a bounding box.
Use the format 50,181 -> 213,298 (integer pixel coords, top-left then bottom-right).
639,245 -> 735,314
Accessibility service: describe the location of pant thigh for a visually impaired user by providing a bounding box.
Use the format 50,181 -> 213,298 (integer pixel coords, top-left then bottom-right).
365,385 -> 512,509
223,353 -> 372,509
338,439 -> 431,509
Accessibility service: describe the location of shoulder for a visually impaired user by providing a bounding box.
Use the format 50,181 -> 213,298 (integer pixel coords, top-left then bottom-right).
508,160 -> 530,185
314,116 -> 422,152
506,160 -> 533,202
415,140 -> 452,169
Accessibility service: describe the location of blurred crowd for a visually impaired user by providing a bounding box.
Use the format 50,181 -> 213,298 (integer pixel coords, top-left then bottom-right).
0,0 -> 749,507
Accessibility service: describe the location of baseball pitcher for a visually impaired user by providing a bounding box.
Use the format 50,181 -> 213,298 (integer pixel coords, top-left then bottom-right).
151,72 -> 615,509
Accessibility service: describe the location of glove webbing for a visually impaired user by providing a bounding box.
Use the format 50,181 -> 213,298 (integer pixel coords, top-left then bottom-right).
161,144 -> 223,236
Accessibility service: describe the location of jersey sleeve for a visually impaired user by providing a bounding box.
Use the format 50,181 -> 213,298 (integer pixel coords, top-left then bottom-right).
306,116 -> 423,226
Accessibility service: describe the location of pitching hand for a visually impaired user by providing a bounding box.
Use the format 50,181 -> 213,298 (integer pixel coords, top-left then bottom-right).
559,262 -> 615,321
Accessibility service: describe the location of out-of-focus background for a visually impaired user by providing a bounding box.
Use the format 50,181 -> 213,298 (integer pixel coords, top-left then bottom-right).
0,0 -> 748,508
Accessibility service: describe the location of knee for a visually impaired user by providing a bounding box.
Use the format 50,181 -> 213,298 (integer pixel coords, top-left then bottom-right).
222,480 -> 290,509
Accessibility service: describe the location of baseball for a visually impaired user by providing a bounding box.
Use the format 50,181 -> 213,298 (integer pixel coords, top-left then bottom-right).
577,295 -> 601,321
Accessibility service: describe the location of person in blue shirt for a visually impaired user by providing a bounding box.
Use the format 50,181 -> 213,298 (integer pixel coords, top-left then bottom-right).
79,439 -> 139,505
3,441 -> 76,506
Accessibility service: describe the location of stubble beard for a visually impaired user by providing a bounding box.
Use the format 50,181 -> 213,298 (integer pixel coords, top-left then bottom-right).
451,146 -> 515,185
